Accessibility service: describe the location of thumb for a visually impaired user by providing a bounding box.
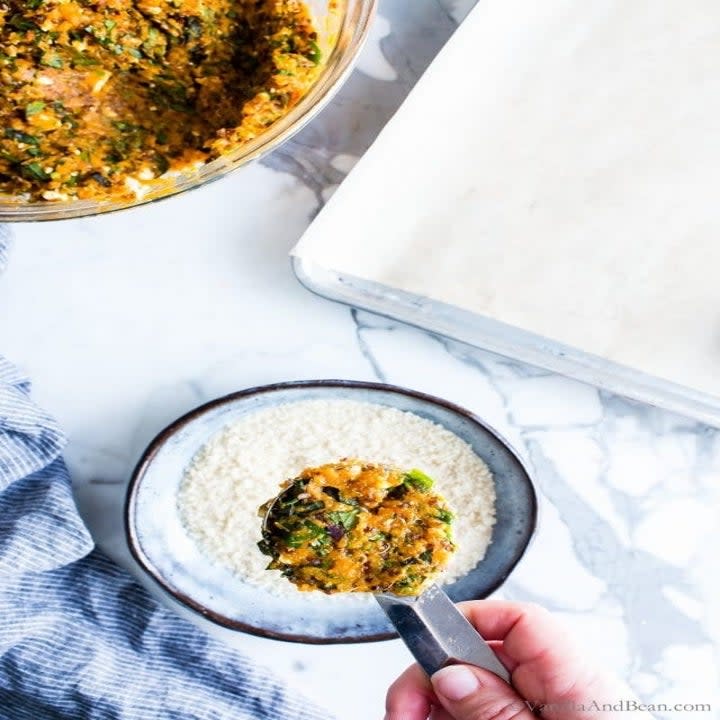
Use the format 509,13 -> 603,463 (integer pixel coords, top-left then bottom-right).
431,665 -> 536,720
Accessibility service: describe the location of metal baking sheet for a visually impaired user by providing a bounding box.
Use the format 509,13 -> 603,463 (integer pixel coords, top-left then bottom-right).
293,256 -> 720,428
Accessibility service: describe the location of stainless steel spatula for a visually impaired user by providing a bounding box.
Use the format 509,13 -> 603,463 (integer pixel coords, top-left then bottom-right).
376,584 -> 510,681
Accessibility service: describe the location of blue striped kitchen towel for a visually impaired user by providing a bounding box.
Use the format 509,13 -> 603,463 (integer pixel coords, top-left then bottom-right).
0,236 -> 335,720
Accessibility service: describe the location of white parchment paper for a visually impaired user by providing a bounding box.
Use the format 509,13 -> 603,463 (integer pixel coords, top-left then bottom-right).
294,0 -> 720,397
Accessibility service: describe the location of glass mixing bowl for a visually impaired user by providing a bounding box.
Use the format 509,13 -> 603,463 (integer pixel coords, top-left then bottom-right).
0,0 -> 376,222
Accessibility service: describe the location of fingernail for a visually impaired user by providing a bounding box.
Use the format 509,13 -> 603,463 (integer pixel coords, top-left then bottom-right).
432,665 -> 481,701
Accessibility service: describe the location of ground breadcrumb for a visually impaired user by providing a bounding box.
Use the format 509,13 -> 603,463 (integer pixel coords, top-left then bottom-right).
177,399 -> 496,597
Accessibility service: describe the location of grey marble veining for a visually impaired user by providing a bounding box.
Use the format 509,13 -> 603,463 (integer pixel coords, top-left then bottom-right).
0,1 -> 718,718
352,309 -> 720,714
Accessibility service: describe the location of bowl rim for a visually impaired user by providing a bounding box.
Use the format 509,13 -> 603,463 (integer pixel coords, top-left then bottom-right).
125,379 -> 538,644
0,0 -> 378,222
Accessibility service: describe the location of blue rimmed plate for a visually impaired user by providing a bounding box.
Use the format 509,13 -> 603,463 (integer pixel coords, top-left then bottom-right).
125,380 -> 537,643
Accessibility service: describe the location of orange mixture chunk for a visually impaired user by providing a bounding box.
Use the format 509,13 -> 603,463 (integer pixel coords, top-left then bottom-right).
0,0 -> 321,201
258,460 -> 457,596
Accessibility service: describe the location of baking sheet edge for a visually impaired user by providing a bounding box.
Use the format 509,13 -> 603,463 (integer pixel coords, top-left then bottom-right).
292,256 -> 720,428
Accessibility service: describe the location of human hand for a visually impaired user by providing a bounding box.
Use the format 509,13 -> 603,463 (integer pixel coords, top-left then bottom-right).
385,600 -> 649,720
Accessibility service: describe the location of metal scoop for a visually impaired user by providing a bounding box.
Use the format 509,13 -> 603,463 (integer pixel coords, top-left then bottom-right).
262,487 -> 510,681
375,583 -> 510,680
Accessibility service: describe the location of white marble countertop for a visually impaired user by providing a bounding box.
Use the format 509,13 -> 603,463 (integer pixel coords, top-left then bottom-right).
0,2 -> 718,718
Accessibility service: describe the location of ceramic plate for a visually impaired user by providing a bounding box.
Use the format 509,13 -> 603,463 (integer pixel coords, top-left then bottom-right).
125,380 -> 537,643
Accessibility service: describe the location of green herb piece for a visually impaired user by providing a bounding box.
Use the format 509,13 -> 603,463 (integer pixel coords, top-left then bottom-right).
306,39 -> 322,65
127,48 -> 143,59
9,15 -> 38,32
20,162 -> 50,182
142,27 -> 166,58
286,521 -> 327,548
41,54 -> 64,69
326,509 -> 359,532
322,486 -> 359,506
404,468 -> 434,491
104,19 -> 116,31
4,128 -> 39,145
27,0 -> 44,9
386,483 -> 408,500
104,143 -> 125,164
418,549 -> 433,563
393,573 -> 420,590
155,154 -> 170,174
369,531 -> 390,542
435,508 -> 454,524
295,499 -> 325,515
185,16 -> 203,39
0,151 -> 21,164
71,52 -> 100,67
25,101 -> 45,117
152,80 -> 194,113
309,534 -> 332,555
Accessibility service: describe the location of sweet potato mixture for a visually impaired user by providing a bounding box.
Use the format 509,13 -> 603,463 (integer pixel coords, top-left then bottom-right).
0,0 -> 321,201
258,460 -> 457,596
